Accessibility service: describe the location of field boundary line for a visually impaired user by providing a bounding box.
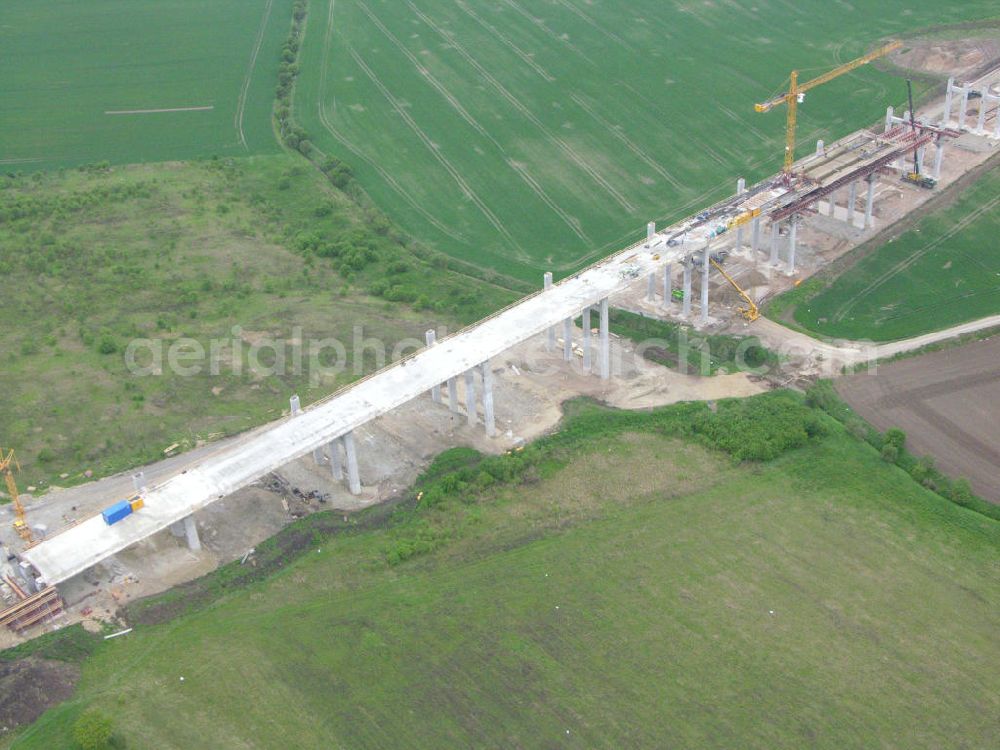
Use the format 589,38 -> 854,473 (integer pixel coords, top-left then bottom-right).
235,0 -> 276,149
104,106 -> 214,115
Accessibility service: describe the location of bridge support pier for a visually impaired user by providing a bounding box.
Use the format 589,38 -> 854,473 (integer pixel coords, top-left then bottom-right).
183,515 -> 201,552
447,377 -> 459,413
647,273 -> 656,302
864,176 -> 876,229
751,216 -> 761,255
343,431 -> 361,495
769,221 -> 780,265
662,263 -> 672,310
942,78 -> 954,125
563,318 -> 573,361
682,262 -> 692,319
700,245 -> 710,324
425,330 -> 440,403
544,272 -> 554,351
847,181 -> 858,227
582,306 -> 592,371
599,298 -> 610,380
328,438 -> 343,480
480,361 -> 496,437
933,139 -> 945,180
787,218 -> 798,275
289,394 -> 301,416
464,369 -> 477,426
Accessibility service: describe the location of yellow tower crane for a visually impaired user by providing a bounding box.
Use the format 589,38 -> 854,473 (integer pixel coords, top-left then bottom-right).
755,41 -> 902,176
0,449 -> 34,544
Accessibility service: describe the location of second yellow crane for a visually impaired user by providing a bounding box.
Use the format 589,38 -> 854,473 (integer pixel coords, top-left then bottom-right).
755,41 -> 902,175
0,449 -> 34,544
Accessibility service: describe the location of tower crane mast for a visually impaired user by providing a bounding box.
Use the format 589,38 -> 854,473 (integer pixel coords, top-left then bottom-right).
0,449 -> 34,544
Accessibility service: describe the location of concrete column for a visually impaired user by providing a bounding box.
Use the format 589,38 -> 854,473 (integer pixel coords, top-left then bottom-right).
599,298 -> 610,380
646,272 -> 655,302
425,330 -> 440,403
646,221 -> 656,247
131,471 -> 145,493
662,263 -> 672,309
447,377 -> 459,413
994,109 -> 1000,139
751,216 -> 761,254
769,221 -> 780,265
480,361 -> 496,437
787,218 -> 797,275
884,106 -> 894,132
815,139 -> 824,156
826,192 -> 835,216
959,85 -> 970,129
976,96 -> 988,133
582,306 -> 592,371
916,146 -> 926,174
700,245 -> 710,324
933,139 -> 945,180
681,261 -> 692,318
464,369 -> 477,426
289,394 -> 301,416
312,447 -> 324,465
942,78 -> 954,125
328,439 -> 343,480
847,181 -> 858,226
183,515 -> 200,552
544,272 -> 554,350
562,318 -> 573,361
343,431 -> 361,495
864,176 -> 876,229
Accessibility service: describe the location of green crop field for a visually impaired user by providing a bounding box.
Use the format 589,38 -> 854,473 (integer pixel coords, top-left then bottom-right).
7,396 -> 999,748
1,0 -> 293,169
295,0 -> 1000,281
779,163 -> 1000,341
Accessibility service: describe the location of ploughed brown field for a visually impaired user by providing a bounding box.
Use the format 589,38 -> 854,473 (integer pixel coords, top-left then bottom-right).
837,336 -> 1000,503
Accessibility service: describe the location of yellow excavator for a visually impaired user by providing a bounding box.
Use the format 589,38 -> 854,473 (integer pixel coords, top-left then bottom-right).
0,449 -> 34,544
710,259 -> 759,322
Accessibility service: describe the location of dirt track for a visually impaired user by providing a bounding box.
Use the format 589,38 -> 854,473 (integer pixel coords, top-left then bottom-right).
836,336 -> 1000,503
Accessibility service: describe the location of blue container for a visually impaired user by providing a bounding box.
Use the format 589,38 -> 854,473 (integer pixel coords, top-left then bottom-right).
102,500 -> 133,526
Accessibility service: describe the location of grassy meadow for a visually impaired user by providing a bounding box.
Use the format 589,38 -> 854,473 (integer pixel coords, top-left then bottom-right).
7,396 -> 999,749
295,0 -> 1000,280
1,0 -> 293,169
0,156 -> 517,490
778,164 -> 1000,341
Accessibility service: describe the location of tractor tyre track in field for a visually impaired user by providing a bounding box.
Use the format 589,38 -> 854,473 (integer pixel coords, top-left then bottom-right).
551,0 -> 628,48
832,193 -> 1000,323
402,0 -> 636,214
235,0 -> 275,150
315,0 -> 468,244
348,46 -> 524,254
455,1 -> 556,83
499,0 -> 596,65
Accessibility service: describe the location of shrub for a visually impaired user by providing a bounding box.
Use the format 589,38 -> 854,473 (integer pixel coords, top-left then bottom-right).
73,709 -> 113,750
97,334 -> 118,355
884,428 -> 906,450
880,443 -> 899,464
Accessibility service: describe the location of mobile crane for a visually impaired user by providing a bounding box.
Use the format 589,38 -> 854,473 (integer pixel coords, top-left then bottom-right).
710,259 -> 759,322
756,41 -> 902,177
0,449 -> 34,544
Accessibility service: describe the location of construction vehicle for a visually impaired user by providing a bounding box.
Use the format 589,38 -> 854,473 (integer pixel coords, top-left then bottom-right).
710,259 -> 759,322
901,78 -> 937,189
756,40 -> 902,177
0,449 -> 34,544
727,207 -> 761,231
